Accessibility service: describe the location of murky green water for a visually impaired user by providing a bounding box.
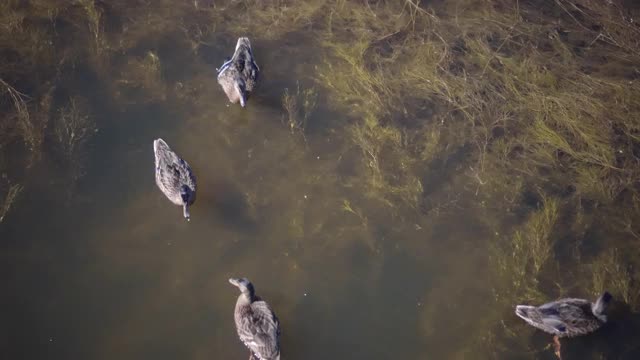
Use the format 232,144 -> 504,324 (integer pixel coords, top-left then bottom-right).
2,1 -> 640,359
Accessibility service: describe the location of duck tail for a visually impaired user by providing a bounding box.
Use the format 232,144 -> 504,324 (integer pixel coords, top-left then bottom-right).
153,138 -> 168,154
592,291 -> 612,317
236,37 -> 251,52
234,81 -> 246,107
515,305 -> 535,321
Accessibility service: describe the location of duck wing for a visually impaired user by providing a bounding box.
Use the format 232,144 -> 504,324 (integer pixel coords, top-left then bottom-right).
552,300 -> 602,336
155,146 -> 195,203
164,159 -> 194,187
177,157 -> 196,192
238,300 -> 280,359
231,44 -> 259,90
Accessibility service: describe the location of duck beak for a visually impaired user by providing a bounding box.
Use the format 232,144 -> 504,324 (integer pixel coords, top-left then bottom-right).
515,306 -> 530,320
183,204 -> 190,221
229,278 -> 240,287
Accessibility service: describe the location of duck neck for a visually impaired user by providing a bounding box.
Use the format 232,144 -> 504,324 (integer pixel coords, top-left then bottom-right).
240,288 -> 255,303
592,292 -> 611,320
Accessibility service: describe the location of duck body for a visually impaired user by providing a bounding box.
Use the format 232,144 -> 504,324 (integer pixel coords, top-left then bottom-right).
229,278 -> 281,360
153,138 -> 197,220
515,292 -> 612,338
217,37 -> 259,107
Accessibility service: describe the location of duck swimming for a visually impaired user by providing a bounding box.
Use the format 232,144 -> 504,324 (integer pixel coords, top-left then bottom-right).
216,37 -> 259,107
153,138 -> 196,221
515,292 -> 612,359
229,278 -> 281,360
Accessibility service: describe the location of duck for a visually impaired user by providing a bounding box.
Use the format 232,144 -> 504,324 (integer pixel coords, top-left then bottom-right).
153,138 -> 197,221
216,37 -> 260,107
229,278 -> 281,360
515,291 -> 612,359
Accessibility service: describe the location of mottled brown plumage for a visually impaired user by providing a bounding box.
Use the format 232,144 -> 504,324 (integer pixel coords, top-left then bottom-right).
229,278 -> 281,360
153,138 -> 196,220
516,292 -> 612,359
216,37 -> 259,107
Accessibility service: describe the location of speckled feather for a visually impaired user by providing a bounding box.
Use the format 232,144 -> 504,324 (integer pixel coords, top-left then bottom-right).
234,295 -> 281,360
153,139 -> 196,206
217,37 -> 259,106
516,295 -> 609,338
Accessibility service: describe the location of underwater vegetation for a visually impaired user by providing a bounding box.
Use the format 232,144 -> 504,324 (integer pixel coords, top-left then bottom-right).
52,96 -> 96,188
0,182 -> 21,223
224,0 -> 640,357
1,0 -> 640,358
282,81 -> 318,142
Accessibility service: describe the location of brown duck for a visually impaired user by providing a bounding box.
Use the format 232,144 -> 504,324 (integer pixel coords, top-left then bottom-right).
229,278 -> 281,360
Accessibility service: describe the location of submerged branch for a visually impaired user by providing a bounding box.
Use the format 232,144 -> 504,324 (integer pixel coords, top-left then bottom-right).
0,183 -> 22,223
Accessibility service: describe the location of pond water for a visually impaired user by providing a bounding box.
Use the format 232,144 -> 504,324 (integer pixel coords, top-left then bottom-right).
1,1 -> 640,359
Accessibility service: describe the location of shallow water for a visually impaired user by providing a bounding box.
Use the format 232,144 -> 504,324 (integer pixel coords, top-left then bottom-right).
2,1 -> 640,359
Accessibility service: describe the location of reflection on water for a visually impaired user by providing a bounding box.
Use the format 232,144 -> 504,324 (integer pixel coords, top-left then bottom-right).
2,1 -> 640,359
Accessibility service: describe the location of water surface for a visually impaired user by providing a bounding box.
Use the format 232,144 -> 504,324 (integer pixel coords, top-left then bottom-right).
2,1 -> 640,359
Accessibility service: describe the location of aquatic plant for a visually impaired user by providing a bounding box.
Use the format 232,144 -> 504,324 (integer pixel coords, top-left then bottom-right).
324,1 -> 632,195
0,79 -> 35,152
206,0 -> 327,40
490,194 -> 560,304
53,96 -> 96,185
1,0 -> 640,357
342,199 -> 368,230
74,0 -> 105,55
114,51 -> 166,104
0,183 -> 22,223
590,249 -> 640,311
281,82 -> 318,141
54,97 -> 92,158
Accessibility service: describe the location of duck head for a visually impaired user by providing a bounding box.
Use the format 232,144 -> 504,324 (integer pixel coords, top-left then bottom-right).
180,185 -> 193,221
592,291 -> 612,321
229,277 -> 255,297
